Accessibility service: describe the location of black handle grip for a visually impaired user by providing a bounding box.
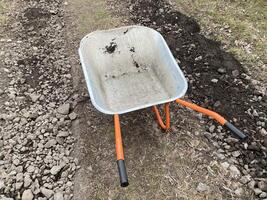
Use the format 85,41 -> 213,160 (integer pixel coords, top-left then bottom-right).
225,122 -> 248,140
117,160 -> 129,187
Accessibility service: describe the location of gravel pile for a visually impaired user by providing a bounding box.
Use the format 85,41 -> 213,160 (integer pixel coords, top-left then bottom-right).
109,0 -> 267,198
0,0 -> 78,199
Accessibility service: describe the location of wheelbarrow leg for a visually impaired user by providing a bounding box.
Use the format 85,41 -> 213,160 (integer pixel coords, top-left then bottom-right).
176,99 -> 247,140
114,114 -> 129,187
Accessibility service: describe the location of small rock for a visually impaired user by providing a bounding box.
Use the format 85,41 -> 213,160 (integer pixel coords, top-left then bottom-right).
248,180 -> 256,189
58,131 -> 69,137
196,182 -> 209,192
16,182 -> 23,190
54,192 -> 64,200
69,112 -> 77,120
45,139 -> 57,148
234,188 -> 243,197
260,192 -> 267,198
240,175 -> 251,184
258,181 -> 267,192
254,188 -> 263,195
217,68 -> 226,74
27,166 -> 35,173
232,151 -> 241,157
220,162 -> 230,170
195,56 -> 202,61
232,70 -> 240,77
22,189 -> 34,200
24,174 -> 32,187
211,78 -> 218,83
50,166 -> 62,175
229,165 -> 241,177
0,180 -> 5,189
260,128 -> 267,136
29,93 -> 40,102
209,125 -> 215,133
57,103 -> 70,115
41,187 -> 54,198
0,89 -> 4,95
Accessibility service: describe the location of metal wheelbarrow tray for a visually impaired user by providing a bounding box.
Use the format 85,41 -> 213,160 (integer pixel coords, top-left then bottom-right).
79,26 -> 247,187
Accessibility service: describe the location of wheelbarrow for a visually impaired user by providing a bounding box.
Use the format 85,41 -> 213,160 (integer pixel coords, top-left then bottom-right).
78,26 -> 247,187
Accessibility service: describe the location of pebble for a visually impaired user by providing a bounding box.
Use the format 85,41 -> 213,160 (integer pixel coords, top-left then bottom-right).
27,166 -> 35,173
232,70 -> 240,77
196,182 -> 209,192
240,175 -> 251,184
22,189 -> 34,200
209,125 -> 215,133
41,187 -> 54,198
211,78 -> 218,83
234,188 -> 243,197
254,188 -> 263,195
229,165 -> 241,177
69,112 -> 77,120
29,93 -> 40,102
260,192 -> 267,198
57,103 -> 70,115
217,68 -> 226,74
258,181 -> 267,192
260,128 -> 267,136
54,192 -> 64,200
24,174 -> 32,187
220,162 -> 230,170
50,166 -> 62,175
45,139 -> 57,148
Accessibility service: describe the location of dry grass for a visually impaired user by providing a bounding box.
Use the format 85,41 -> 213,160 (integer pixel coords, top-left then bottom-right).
69,0 -> 122,36
0,0 -> 8,25
171,0 -> 267,83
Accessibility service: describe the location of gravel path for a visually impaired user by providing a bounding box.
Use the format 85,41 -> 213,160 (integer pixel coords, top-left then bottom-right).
0,0 -> 78,199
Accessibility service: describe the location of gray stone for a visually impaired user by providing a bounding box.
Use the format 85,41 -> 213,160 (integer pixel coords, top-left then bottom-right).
57,103 -> 70,115
69,112 -> 77,120
254,188 -> 263,195
196,182 -> 209,192
24,174 -> 32,187
218,68 -> 226,74
232,70 -> 240,77
260,128 -> 267,136
15,182 -> 23,190
211,78 -> 218,83
54,192 -> 64,200
50,166 -> 62,175
229,165 -> 241,177
259,181 -> 267,192
22,189 -> 34,200
57,131 -> 69,137
220,162 -> 230,170
27,166 -> 35,173
248,180 -> 256,189
45,139 -> 57,148
29,93 -> 41,102
260,192 -> 267,198
234,188 -> 243,197
40,187 -> 54,198
240,175 -> 251,184
209,125 -> 215,133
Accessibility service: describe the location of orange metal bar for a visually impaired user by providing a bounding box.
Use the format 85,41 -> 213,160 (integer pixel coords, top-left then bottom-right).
114,114 -> 124,160
175,99 -> 227,125
152,103 -> 171,130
